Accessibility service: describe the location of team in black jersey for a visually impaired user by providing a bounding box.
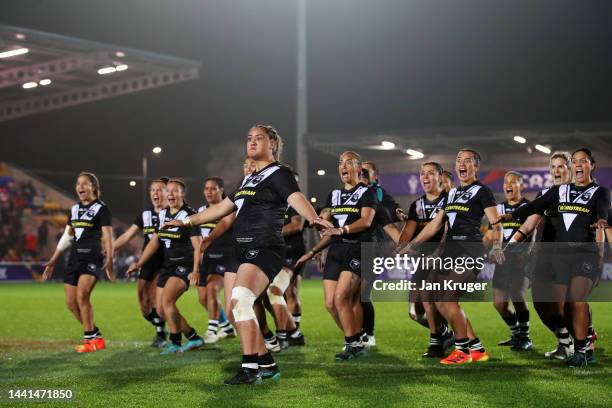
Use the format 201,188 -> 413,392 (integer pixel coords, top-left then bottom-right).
114,178 -> 168,347
166,125 -> 331,385
485,171 -> 532,351
297,151 -> 377,360
401,149 -> 504,365
40,132 -> 612,377
502,149 -> 610,367
43,172 -> 114,353
196,177 -> 237,343
397,162 -> 454,357
127,179 -> 204,355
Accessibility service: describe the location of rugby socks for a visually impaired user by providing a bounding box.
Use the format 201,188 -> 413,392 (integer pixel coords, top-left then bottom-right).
361,301 -> 375,336
219,319 -> 234,334
242,354 -> 259,373
84,328 -> 100,341
292,313 -> 301,328
430,323 -> 450,346
574,338 -> 590,355
263,330 -> 277,343
556,327 -> 572,349
276,330 -> 287,342
516,310 -> 530,339
184,328 -> 201,342
170,333 -> 182,346
258,352 -> 277,370
468,337 -> 485,353
345,333 -> 364,349
288,327 -> 302,339
207,319 -> 219,334
455,338 -> 470,353
502,313 -> 519,337
145,308 -> 167,339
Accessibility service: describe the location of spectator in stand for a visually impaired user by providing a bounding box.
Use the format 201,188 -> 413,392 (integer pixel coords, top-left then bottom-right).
38,221 -> 49,250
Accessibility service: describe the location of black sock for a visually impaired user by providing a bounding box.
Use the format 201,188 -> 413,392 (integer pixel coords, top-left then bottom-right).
468,337 -> 485,353
149,309 -> 166,338
263,330 -> 275,341
258,352 -> 276,369
574,338 -> 589,354
84,330 -> 97,341
502,313 -> 518,335
345,333 -> 362,347
170,332 -> 181,346
361,301 -> 375,336
242,354 -> 259,373
184,328 -> 199,341
455,338 -> 470,353
556,327 -> 572,347
516,310 -> 530,338
292,313 -> 301,328
430,331 -> 443,346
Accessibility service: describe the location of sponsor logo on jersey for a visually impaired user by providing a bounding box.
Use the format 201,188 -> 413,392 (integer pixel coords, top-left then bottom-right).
246,249 -> 259,260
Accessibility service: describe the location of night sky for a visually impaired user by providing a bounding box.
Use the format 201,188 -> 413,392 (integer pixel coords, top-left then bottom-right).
2,0 -> 612,220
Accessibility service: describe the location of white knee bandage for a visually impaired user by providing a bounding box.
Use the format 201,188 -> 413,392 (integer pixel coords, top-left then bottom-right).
267,269 -> 291,306
231,286 -> 257,322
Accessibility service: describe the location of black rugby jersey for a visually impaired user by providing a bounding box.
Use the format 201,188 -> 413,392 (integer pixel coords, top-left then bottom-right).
229,162 -> 300,248
133,208 -> 159,248
198,205 -> 234,252
512,183 -> 610,244
371,186 -> 395,242
535,188 -> 558,242
408,193 -> 447,243
157,204 -> 199,265
284,206 -> 306,253
444,181 -> 496,242
325,182 -> 377,244
488,198 -> 529,242
68,200 -> 111,252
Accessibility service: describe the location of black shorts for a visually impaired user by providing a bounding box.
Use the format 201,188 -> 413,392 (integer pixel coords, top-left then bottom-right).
551,251 -> 602,285
492,253 -> 529,291
64,252 -> 104,286
323,243 -> 361,281
283,248 -> 306,275
237,246 -> 285,282
198,250 -> 238,286
138,249 -> 164,282
157,263 -> 192,289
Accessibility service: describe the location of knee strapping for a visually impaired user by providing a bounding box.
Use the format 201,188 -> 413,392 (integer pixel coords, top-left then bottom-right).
231,286 -> 257,322
267,269 -> 291,306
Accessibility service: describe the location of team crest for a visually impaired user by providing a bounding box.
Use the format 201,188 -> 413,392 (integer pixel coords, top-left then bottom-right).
246,249 -> 259,260
176,266 -> 187,275
87,263 -> 97,272
349,259 -> 361,270
216,265 -> 226,273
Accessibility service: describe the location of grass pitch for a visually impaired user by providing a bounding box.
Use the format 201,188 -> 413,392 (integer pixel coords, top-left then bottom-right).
1,281 -> 611,407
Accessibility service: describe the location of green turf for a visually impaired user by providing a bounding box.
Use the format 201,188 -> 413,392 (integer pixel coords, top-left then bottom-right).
1,281 -> 611,407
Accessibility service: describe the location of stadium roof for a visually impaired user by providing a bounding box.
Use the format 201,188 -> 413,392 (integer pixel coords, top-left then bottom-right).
308,122 -> 612,164
0,24 -> 200,122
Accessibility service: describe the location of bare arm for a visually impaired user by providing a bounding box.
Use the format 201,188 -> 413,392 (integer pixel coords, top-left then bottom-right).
42,225 -> 74,281
287,192 -> 333,229
113,224 -> 140,251
510,213 -> 542,242
101,226 -> 115,281
164,197 -> 235,228
295,209 -> 332,267
128,234 -> 160,272
383,223 -> 401,244
485,206 -> 505,263
188,235 -> 203,286
410,210 -> 446,245
283,214 -> 305,237
398,220 -> 418,244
